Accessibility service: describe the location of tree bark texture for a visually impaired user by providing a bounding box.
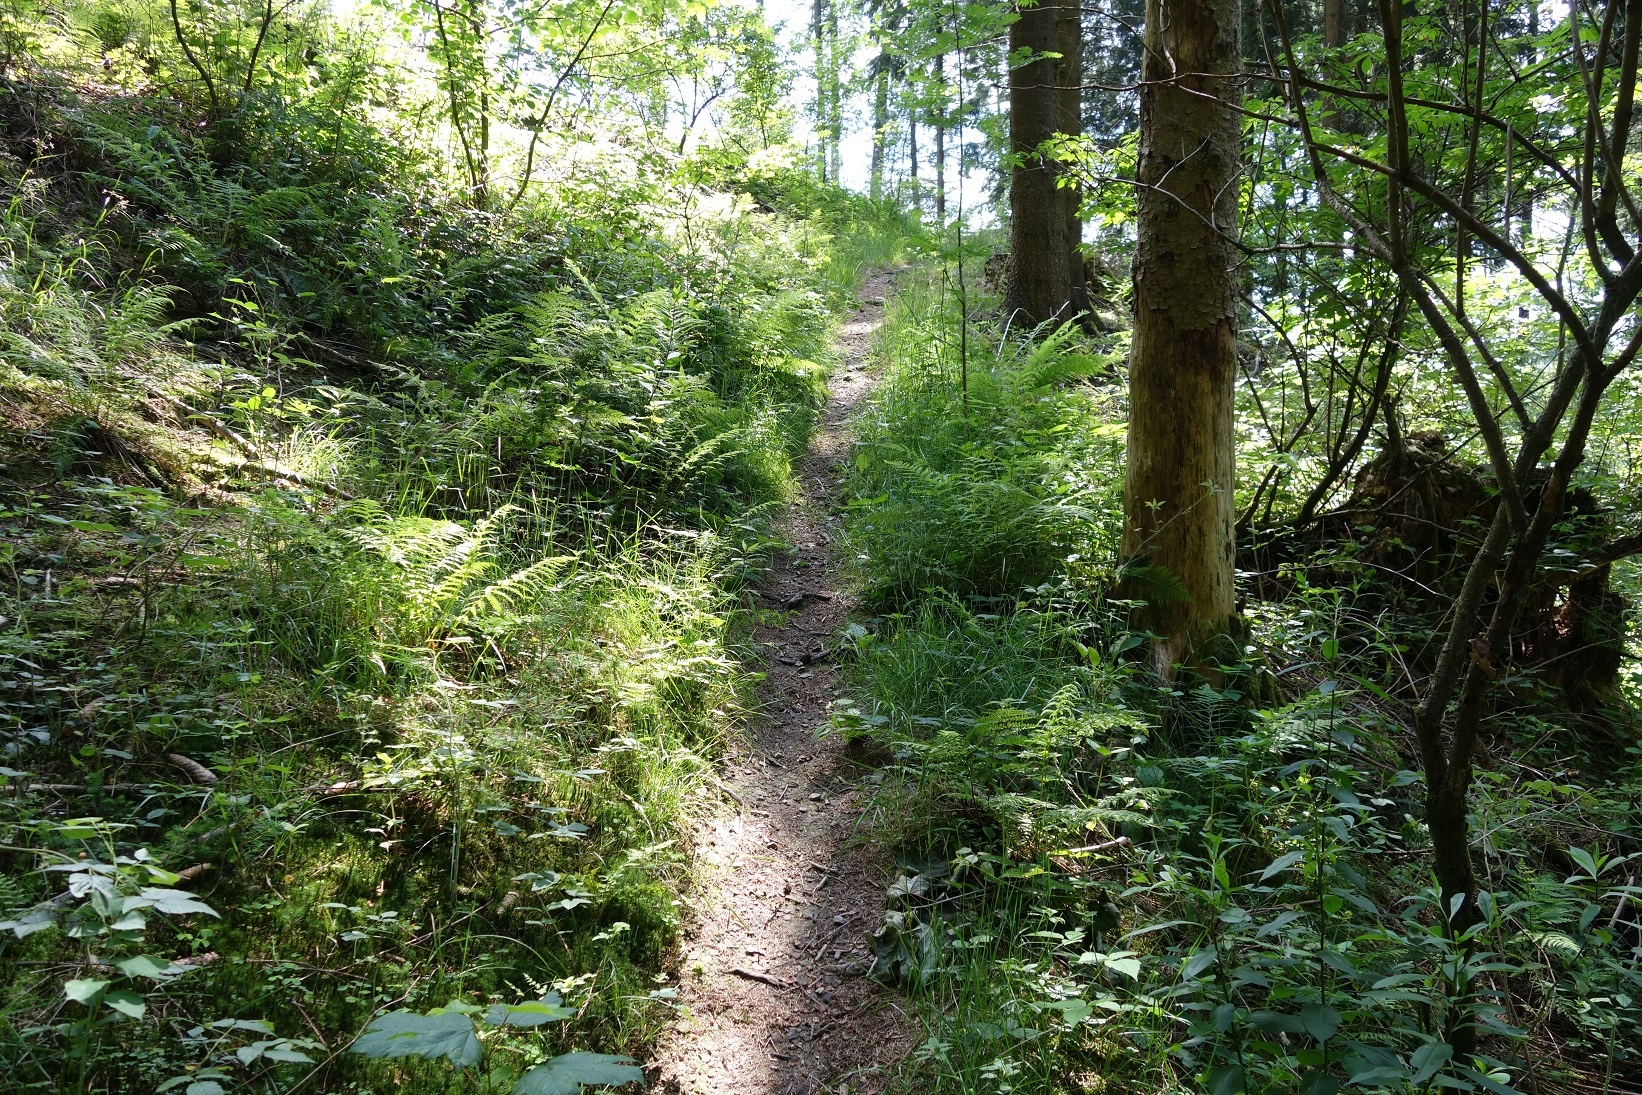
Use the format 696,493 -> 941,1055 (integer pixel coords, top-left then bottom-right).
909,109 -> 918,184
936,51 -> 947,220
826,0 -> 842,183
871,61 -> 889,201
1122,0 -> 1242,677
1007,0 -> 1071,324
1059,0 -> 1089,320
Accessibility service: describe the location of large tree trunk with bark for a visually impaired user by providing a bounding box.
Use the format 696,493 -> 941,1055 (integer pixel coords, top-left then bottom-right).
1007,0 -> 1072,324
1121,0 -> 1242,678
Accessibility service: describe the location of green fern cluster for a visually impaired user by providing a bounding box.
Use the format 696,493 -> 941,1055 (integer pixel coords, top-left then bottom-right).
844,273 -> 1124,607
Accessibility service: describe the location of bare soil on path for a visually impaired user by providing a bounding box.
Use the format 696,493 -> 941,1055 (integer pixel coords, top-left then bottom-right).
652,270 -> 912,1095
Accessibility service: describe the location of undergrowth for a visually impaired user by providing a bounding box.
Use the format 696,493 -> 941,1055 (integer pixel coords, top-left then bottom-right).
838,261 -> 1642,1095
0,40 -> 914,1095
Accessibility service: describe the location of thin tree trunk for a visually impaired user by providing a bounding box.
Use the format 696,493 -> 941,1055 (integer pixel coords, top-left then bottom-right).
827,0 -> 842,183
813,0 -> 829,182
871,60 -> 889,201
936,49 -> 947,221
1121,0 -> 1243,678
909,99 -> 919,196
1007,0 -> 1072,324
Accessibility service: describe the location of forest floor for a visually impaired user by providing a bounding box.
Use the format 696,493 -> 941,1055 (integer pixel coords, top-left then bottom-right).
652,270 -> 914,1095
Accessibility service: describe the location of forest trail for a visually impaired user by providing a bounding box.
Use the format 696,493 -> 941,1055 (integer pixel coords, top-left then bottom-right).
652,270 -> 913,1095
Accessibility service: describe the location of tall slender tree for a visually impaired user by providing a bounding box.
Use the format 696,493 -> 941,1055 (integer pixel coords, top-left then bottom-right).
870,53 -> 892,199
1058,0 -> 1087,320
812,0 -> 835,181
934,49 -> 947,219
826,0 -> 843,181
1120,0 -> 1243,678
1006,0 -> 1075,324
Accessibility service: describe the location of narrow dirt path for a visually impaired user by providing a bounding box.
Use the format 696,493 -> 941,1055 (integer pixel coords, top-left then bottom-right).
652,270 -> 912,1095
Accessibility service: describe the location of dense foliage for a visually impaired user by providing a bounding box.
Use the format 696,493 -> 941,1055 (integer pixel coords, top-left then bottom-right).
0,0 -> 908,1090
837,259 -> 1642,1095
3,0 -> 1641,1091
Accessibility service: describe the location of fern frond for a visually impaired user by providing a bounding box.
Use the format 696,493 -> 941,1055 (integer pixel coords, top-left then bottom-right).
450,553 -> 578,630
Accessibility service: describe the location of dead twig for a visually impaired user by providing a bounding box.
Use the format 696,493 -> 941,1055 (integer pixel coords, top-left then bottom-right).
729,967 -> 787,989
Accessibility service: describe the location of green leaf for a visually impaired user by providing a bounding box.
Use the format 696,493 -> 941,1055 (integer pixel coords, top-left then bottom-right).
117,955 -> 176,980
1300,1071 -> 1341,1095
513,1052 -> 645,1094
104,989 -> 147,1018
1205,1064 -> 1246,1095
1105,957 -> 1142,979
351,1010 -> 481,1068
1123,563 -> 1190,605
1566,847 -> 1602,880
1181,945 -> 1218,981
130,888 -> 220,918
0,908 -> 58,937
238,1039 -> 316,1065
65,979 -> 110,1004
1410,1042 -> 1454,1084
1526,930 -> 1581,960
1032,998 -> 1092,1025
186,1083 -> 225,1095
1259,850 -> 1306,881
487,995 -> 576,1027
1457,1068 -> 1525,1095
1300,1003 -> 1341,1043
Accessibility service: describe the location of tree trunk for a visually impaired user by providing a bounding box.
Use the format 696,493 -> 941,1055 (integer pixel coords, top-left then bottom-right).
826,0 -> 842,183
1324,0 -> 1344,46
813,0 -> 829,182
1059,0 -> 1088,320
935,52 -> 947,221
871,60 -> 889,201
1007,0 -> 1072,325
1121,0 -> 1242,678
909,100 -> 919,197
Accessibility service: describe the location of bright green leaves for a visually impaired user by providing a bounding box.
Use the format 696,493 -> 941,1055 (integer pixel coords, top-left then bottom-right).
103,990 -> 148,1019
63,979 -> 145,1019
513,1052 -> 645,1094
115,955 -> 177,980
1075,949 -> 1142,980
350,997 -> 644,1094
127,888 -> 221,918
1031,998 -> 1093,1026
352,1009 -> 483,1066
486,997 -> 579,1027
64,979 -> 110,1005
